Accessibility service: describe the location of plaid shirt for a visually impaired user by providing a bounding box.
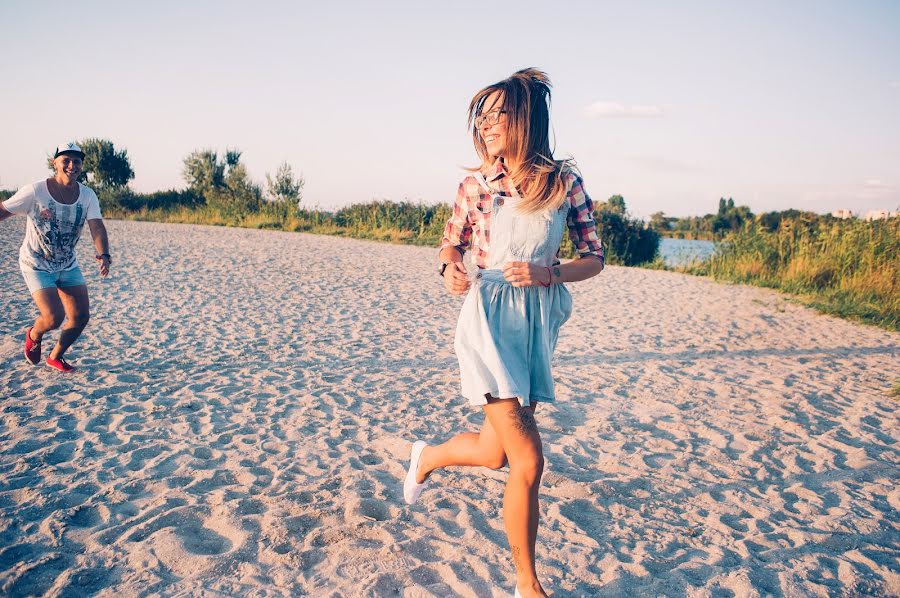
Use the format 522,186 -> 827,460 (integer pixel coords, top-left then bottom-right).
439,161 -> 604,268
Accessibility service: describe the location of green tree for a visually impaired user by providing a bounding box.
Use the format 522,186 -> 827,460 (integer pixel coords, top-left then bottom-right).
727,205 -> 753,231
649,211 -> 671,231
218,161 -> 262,215
711,197 -> 753,235
182,149 -> 226,195
266,162 -> 304,206
603,194 -> 627,215
757,211 -> 782,232
182,148 -> 262,215
48,138 -> 134,190
225,149 -> 241,168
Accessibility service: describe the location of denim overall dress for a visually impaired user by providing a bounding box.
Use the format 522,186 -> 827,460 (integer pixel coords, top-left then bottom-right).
454,173 -> 574,407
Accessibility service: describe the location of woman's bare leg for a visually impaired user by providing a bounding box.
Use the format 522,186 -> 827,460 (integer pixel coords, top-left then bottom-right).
483,399 -> 546,598
416,409 -> 509,483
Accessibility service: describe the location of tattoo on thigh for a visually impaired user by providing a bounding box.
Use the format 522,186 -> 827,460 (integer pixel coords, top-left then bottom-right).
509,407 -> 538,435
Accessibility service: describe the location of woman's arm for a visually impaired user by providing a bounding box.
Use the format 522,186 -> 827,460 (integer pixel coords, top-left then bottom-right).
439,181 -> 474,295
440,247 -> 469,295
563,174 -> 604,274
501,255 -> 603,287
548,256 -> 603,283
439,246 -> 464,265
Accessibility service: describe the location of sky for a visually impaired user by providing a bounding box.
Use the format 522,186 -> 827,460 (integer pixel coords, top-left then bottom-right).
1,0 -> 898,218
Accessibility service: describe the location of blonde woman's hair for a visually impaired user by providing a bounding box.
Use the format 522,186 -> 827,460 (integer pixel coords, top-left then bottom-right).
468,68 -> 572,214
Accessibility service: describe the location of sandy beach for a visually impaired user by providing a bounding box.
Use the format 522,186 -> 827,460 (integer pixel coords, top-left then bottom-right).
1,219 -> 897,597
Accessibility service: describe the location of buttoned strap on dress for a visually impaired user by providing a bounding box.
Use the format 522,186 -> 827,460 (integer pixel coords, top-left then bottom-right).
454,173 -> 574,407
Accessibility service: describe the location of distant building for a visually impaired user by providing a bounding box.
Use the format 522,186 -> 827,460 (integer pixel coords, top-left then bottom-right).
831,209 -> 854,219
863,210 -> 899,221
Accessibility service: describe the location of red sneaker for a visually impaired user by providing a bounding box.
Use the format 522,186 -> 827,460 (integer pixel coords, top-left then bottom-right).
46,356 -> 75,373
24,327 -> 41,365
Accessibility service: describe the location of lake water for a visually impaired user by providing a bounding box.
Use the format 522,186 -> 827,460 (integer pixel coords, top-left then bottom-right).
659,238 -> 717,267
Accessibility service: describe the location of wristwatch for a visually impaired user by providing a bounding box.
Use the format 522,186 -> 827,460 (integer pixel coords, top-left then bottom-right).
96,253 -> 111,260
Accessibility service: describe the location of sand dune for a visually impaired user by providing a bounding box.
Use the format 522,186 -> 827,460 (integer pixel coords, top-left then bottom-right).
1,219 -> 897,597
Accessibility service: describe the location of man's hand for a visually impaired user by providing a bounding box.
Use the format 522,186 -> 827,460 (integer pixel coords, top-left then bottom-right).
96,254 -> 111,277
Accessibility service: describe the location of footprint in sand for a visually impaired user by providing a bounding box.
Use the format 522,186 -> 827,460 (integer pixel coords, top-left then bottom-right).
557,498 -> 603,538
45,441 -> 77,465
543,471 -> 592,499
359,453 -> 383,466
345,496 -> 394,523
0,543 -> 38,570
719,512 -> 751,533
57,567 -> 117,595
68,504 -> 107,527
125,510 -> 234,556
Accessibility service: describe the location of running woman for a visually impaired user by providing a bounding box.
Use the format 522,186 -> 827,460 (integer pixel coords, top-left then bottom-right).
404,69 -> 604,598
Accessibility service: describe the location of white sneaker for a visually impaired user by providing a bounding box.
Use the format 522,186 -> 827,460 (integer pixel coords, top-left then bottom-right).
403,440 -> 429,505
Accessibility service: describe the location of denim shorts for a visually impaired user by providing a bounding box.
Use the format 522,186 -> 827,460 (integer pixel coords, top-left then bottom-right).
21,265 -> 87,294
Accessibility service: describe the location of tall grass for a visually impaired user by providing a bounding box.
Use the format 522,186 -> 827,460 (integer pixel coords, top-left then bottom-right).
334,201 -> 452,245
685,216 -> 899,330
102,201 -> 455,247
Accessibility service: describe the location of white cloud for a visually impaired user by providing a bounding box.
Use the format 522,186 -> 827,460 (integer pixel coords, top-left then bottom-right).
584,101 -> 664,118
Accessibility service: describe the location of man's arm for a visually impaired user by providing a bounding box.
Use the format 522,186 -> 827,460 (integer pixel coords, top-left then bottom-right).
87,219 -> 111,276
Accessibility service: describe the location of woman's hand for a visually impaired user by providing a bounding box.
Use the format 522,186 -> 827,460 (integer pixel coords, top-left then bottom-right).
443,262 -> 470,295
502,262 -> 550,287
96,254 -> 111,277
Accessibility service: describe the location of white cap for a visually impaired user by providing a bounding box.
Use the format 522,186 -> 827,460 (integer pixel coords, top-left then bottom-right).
54,142 -> 85,159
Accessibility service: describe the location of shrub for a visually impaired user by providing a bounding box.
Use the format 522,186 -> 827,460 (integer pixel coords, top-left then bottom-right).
98,188 -> 203,212
560,198 -> 660,266
697,215 -> 898,329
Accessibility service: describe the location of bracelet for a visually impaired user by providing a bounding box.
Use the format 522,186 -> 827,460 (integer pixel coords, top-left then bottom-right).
96,253 -> 111,260
539,266 -> 551,288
